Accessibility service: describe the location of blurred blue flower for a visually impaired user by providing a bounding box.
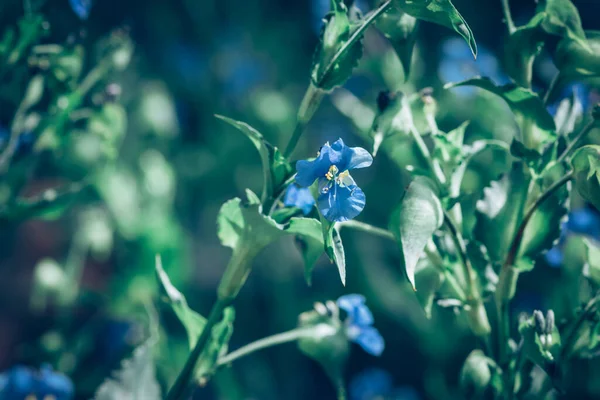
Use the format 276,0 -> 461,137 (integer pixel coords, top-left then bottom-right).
349,368 -> 393,400
69,0 -> 92,20
296,139 -> 372,222
439,37 -> 508,96
337,294 -> 384,356
349,368 -> 420,400
545,206 -> 600,267
284,184 -> 315,215
0,364 -> 73,400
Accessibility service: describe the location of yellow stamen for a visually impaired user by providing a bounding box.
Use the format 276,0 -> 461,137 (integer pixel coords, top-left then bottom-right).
325,165 -> 339,180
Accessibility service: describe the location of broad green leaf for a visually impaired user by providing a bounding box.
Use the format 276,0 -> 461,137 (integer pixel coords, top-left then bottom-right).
195,307 -> 235,385
571,145 -> 600,211
287,217 -> 324,285
216,115 -> 292,202
389,177 -> 444,290
156,257 -> 206,349
503,13 -> 546,88
375,5 -> 418,81
94,340 -> 161,400
369,91 -> 414,156
474,163 -> 530,263
554,30 -> 600,81
394,0 -> 477,58
459,350 -> 499,398
536,0 -> 588,50
445,78 -> 556,151
583,239 -> 600,286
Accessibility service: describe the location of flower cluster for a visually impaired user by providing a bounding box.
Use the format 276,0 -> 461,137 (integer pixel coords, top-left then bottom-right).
337,294 -> 384,356
0,364 -> 73,400
283,184 -> 315,215
295,138 -> 372,222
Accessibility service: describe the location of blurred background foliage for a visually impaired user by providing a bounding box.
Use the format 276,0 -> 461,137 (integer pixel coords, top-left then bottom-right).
1,0 -> 600,399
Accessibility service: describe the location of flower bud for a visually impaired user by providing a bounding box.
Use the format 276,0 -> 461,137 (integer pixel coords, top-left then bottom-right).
460,350 -> 495,398
533,310 -> 546,336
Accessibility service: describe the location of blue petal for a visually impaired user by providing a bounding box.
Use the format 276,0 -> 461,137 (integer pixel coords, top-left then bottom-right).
38,365 -> 74,400
545,246 -> 563,268
2,366 -> 36,397
567,208 -> 600,237
283,185 -> 315,215
349,368 -> 393,400
318,181 -> 366,222
337,294 -> 374,327
69,0 -> 92,20
353,326 -> 385,356
330,138 -> 373,171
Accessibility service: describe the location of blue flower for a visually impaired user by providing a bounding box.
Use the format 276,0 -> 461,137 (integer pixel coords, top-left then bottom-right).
296,139 -> 372,222
0,365 -> 73,400
284,184 -> 315,215
337,294 -> 384,356
349,368 -> 393,400
69,0 -> 92,20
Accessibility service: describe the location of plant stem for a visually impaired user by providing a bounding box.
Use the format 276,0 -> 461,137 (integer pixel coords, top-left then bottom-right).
543,72 -> 561,106
556,121 -> 596,165
409,126 -> 447,185
166,298 -> 231,400
217,327 -> 315,367
337,220 -> 395,241
501,0 -> 516,34
336,380 -> 347,400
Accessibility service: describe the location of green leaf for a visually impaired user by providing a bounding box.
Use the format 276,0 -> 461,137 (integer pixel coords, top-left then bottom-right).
503,13 -> 546,88
195,307 -> 236,385
459,350 -> 499,398
389,177 -> 444,290
94,340 -> 161,400
583,239 -> 600,286
369,91 -> 414,156
375,5 -> 418,81
394,0 -> 477,58
287,218 -> 325,285
510,139 -> 542,169
518,314 -> 561,373
216,115 -> 292,202
554,30 -> 600,81
536,0 -> 588,50
474,163 -> 530,263
156,257 -> 206,349
322,220 -> 347,285
571,145 -> 600,211
445,78 -> 556,151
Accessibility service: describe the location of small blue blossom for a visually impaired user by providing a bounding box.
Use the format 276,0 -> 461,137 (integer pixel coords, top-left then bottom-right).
296,139 -> 372,222
0,364 -> 74,400
337,294 -> 384,356
349,368 -> 421,400
284,184 -> 315,215
69,0 -> 92,20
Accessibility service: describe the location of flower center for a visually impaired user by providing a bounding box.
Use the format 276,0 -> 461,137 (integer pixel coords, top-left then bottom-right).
325,165 -> 339,180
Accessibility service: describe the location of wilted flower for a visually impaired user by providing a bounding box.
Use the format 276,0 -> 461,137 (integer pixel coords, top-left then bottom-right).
283,184 -> 315,215
69,0 -> 92,20
296,138 -> 372,222
337,294 -> 384,356
0,364 -> 73,400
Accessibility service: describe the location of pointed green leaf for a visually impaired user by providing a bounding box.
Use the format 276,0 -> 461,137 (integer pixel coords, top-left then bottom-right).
537,0 -> 588,50
375,5 -> 418,81
94,340 -> 161,400
322,221 -> 347,285
445,78 -> 556,151
394,0 -> 477,57
389,177 -> 444,290
287,217 -> 325,285
156,257 -> 206,349
571,145 -> 600,211
215,115 -> 293,201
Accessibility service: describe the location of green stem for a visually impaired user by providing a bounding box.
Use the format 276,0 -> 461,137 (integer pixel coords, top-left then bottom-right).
501,0 -> 516,34
337,220 -> 395,241
409,126 -> 447,185
556,121 -> 596,165
336,380 -> 347,400
166,298 -> 231,400
496,171 -> 574,366
543,72 -> 561,106
217,327 -> 316,367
